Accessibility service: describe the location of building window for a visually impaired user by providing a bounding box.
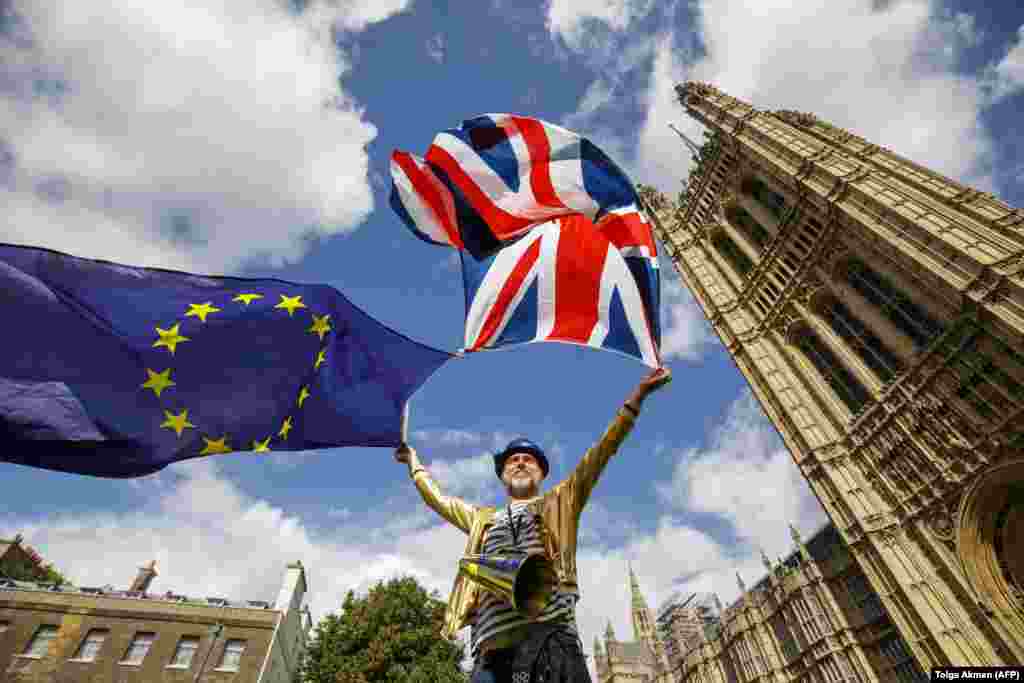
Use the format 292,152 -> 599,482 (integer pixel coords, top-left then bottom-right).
121,632 -> 155,665
743,177 -> 787,219
821,297 -> 903,382
845,572 -> 885,623
712,232 -> 754,276
727,205 -> 771,249
844,259 -> 943,349
940,327 -> 1024,423
71,629 -> 108,662
878,633 -> 928,683
216,639 -> 246,672
23,625 -> 59,658
796,331 -> 872,413
168,636 -> 200,669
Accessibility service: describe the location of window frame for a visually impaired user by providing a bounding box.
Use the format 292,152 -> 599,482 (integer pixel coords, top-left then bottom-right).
119,631 -> 156,666
166,635 -> 201,669
21,624 -> 59,659
69,628 -> 109,663
214,638 -> 246,672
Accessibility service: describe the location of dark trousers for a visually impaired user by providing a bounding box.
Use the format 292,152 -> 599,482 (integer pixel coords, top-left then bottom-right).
470,626 -> 592,683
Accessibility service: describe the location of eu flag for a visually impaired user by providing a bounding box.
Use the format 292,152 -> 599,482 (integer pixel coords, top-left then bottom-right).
0,244 -> 452,477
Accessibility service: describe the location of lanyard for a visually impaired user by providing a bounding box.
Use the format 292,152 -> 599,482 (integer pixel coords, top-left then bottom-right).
507,504 -> 521,548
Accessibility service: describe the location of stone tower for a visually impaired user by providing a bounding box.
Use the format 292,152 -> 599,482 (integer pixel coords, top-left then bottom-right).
638,81 -> 1024,669
629,562 -> 668,671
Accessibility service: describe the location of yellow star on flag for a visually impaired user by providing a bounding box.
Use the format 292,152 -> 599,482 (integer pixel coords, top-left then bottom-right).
274,294 -> 306,317
160,408 -> 195,438
233,293 -> 263,306
308,313 -> 332,341
314,349 -> 327,370
185,301 -> 221,323
153,323 -> 189,354
278,416 -> 293,440
297,386 -> 311,408
141,368 -> 175,398
252,436 -> 272,453
200,435 -> 232,456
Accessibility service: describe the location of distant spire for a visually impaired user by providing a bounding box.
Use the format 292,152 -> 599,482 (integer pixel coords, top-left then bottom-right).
668,123 -> 702,159
736,571 -> 746,592
605,619 -> 616,641
789,522 -> 802,544
629,561 -> 647,609
760,547 -> 772,571
593,635 -> 603,654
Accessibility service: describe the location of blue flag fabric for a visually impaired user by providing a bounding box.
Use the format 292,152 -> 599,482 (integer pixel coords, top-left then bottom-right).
0,244 -> 451,477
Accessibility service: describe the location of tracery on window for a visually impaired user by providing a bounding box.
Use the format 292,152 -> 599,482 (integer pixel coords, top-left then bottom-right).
795,328 -> 872,413
843,258 -> 943,349
742,176 -> 788,219
819,296 -> 904,382
726,205 -> 771,250
712,232 -> 754,276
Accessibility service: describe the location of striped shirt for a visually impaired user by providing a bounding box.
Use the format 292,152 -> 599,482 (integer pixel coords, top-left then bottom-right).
470,499 -> 579,655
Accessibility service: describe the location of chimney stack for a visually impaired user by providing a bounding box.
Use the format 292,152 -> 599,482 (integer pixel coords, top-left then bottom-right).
129,560 -> 158,593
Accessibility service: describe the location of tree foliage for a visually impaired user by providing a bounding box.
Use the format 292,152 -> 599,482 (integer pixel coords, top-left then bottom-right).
299,575 -> 467,683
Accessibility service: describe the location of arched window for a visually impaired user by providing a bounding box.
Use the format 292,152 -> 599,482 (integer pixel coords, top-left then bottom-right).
844,259 -> 943,349
742,177 -> 787,219
726,205 -> 770,250
712,232 -> 754,276
795,330 -> 872,413
820,297 -> 904,382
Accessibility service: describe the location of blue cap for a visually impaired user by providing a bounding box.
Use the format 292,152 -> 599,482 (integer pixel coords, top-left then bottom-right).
494,438 -> 549,479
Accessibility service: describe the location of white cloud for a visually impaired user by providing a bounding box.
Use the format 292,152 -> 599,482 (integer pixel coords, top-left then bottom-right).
658,268 -> 715,362
0,0 -> 409,273
987,25 -> 1024,101
656,391 -> 826,554
411,428 -> 486,448
546,0 -> 656,52
635,0 -> 997,191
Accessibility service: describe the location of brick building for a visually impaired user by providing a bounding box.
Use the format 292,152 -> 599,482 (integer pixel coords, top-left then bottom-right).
0,554 -> 311,683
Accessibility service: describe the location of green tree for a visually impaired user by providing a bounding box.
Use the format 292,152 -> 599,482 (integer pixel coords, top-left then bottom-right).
300,575 -> 467,683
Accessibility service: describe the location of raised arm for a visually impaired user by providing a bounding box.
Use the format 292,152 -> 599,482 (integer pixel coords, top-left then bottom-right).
395,444 -> 477,534
567,367 -> 672,517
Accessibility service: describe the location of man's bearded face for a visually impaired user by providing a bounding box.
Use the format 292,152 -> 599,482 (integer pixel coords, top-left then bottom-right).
501,452 -> 543,499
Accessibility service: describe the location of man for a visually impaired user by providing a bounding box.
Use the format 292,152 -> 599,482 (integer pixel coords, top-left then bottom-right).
395,367 -> 672,682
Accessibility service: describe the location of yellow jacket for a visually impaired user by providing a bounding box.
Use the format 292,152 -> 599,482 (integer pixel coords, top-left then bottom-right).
409,406 -> 637,639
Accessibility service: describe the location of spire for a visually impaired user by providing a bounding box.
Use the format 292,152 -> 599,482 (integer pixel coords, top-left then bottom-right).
760,547 -> 772,571
629,561 -> 646,608
605,620 -> 616,641
736,571 -> 746,593
669,122 -> 702,159
593,635 -> 603,654
789,522 -> 802,544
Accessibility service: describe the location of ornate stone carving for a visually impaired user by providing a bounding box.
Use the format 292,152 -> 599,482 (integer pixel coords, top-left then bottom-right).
776,110 -> 817,128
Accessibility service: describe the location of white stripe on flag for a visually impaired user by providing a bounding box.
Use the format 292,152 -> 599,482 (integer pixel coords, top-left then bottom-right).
596,247 -> 660,367
390,154 -> 457,247
464,228 -> 547,350
533,221 -> 560,342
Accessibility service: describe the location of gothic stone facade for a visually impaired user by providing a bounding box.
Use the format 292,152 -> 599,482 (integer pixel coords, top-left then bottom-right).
594,565 -> 672,683
671,523 -> 927,683
637,81 -> 1024,672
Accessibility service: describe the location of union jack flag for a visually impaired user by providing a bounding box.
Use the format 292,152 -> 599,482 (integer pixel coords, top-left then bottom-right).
390,114 -> 660,367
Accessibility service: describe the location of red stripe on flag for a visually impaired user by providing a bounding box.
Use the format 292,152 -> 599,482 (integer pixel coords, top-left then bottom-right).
392,152 -> 464,249
510,116 -> 566,210
471,238 -> 543,351
549,215 -> 606,343
598,212 -> 656,255
425,145 -> 536,241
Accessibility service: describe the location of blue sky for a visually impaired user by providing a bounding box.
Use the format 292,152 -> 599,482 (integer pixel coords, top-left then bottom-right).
2,0 -> 1022,668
